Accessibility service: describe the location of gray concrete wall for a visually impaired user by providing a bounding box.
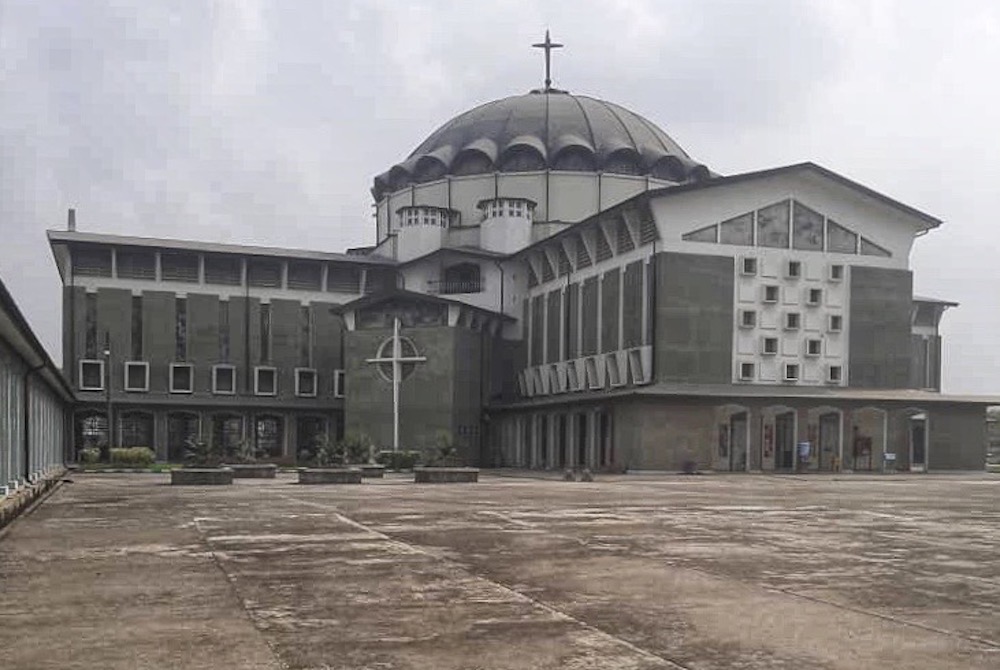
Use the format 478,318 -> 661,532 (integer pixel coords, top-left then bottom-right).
546,290 -> 561,363
581,276 -> 598,356
622,261 -> 643,349
849,266 -> 913,388
929,404 -> 986,470
601,268 -> 620,352
614,398 -> 715,471
653,252 -> 734,383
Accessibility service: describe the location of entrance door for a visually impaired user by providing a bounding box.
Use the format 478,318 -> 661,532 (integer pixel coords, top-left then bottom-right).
775,412 -> 795,470
910,415 -> 927,471
729,412 -> 748,471
818,413 -> 840,471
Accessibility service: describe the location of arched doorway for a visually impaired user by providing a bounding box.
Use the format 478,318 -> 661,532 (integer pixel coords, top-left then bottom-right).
714,405 -> 750,472
296,416 -> 326,462
212,414 -> 244,458
849,407 -> 888,472
255,415 -> 284,459
761,406 -> 797,472
899,407 -> 929,472
74,410 -> 108,460
167,412 -> 200,462
806,406 -> 843,471
119,411 -> 154,449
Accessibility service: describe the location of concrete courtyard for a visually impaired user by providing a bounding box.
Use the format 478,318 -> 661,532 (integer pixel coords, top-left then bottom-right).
1,472 -> 999,670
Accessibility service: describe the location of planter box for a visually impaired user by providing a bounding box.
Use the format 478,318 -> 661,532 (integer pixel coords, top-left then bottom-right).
171,468 -> 234,485
413,467 -> 479,483
359,464 -> 386,479
222,463 -> 278,479
298,468 -> 363,485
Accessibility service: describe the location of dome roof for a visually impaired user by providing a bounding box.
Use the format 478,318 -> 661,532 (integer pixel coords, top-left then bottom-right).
373,91 -> 709,198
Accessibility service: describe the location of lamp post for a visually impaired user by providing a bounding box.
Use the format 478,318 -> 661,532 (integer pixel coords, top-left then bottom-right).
103,332 -> 113,461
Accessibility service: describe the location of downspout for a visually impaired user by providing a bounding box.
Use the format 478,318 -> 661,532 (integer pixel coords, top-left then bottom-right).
24,362 -> 46,481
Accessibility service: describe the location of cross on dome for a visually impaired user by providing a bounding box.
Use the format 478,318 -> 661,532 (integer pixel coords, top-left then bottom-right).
532,30 -> 564,92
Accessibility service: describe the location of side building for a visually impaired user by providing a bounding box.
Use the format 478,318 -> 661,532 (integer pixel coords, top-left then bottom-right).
47,228 -> 397,462
0,277 -> 72,497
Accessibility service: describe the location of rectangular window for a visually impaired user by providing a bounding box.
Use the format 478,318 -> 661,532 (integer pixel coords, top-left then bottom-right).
806,339 -> 823,357
170,363 -> 194,393
740,257 -> 758,276
333,369 -> 346,398
739,362 -> 755,381
761,337 -> 779,355
255,366 -> 277,396
213,365 -> 236,395
204,255 -> 241,286
807,288 -> 823,306
219,300 -> 230,362
327,265 -> 361,293
739,309 -> 757,328
829,264 -> 844,281
175,297 -> 187,361
79,359 -> 104,391
827,365 -> 843,383
259,303 -> 271,364
248,259 -> 282,288
299,305 -> 311,367
288,261 -> 322,291
828,314 -> 843,333
161,252 -> 199,282
72,246 -> 112,277
295,368 -> 317,397
131,295 -> 143,360
124,361 -> 149,392
785,312 -> 801,330
756,201 -> 790,248
116,249 -> 156,280
784,363 -> 800,381
85,292 -> 98,358
763,285 -> 779,303
786,260 -> 802,279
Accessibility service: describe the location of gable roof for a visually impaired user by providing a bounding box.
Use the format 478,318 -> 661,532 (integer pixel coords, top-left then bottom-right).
333,288 -> 514,321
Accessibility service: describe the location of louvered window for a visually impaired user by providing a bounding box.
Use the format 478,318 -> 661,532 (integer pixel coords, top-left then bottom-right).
639,214 -> 659,245
527,265 -> 538,288
328,265 -> 361,293
616,221 -> 635,253
162,252 -> 199,282
116,249 -> 156,279
248,259 -> 282,288
288,261 -> 321,291
204,255 -> 241,285
556,247 -> 572,276
575,236 -> 592,268
541,254 -> 555,282
595,230 -> 613,262
72,246 -> 112,277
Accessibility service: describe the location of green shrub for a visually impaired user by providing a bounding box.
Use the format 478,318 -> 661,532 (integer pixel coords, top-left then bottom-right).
109,447 -> 155,467
79,447 -> 101,464
339,431 -> 373,465
184,438 -> 223,467
375,449 -> 422,470
300,434 -> 341,468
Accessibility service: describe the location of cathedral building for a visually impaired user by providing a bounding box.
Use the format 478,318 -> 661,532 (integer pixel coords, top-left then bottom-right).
46,49 -> 989,472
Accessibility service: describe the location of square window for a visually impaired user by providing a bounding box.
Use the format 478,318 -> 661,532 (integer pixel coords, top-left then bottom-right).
739,362 -> 756,381
213,365 -> 236,395
784,363 -> 800,381
255,366 -> 277,396
828,365 -> 843,383
761,336 -> 779,355
79,360 -> 104,391
741,257 -> 758,276
829,264 -> 844,281
786,260 -> 802,279
807,288 -> 823,306
806,339 -> 822,357
124,361 -> 149,392
170,363 -> 194,393
785,312 -> 801,330
828,314 -> 843,333
333,370 -> 346,398
739,309 -> 757,328
295,368 -> 317,397
762,285 -> 780,303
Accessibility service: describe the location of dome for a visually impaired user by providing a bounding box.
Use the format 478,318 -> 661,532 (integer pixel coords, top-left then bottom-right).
372,91 -> 710,199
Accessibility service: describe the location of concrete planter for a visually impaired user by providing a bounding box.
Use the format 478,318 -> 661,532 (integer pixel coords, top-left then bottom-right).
298,468 -> 363,485
358,464 -> 386,479
171,468 -> 234,486
221,463 -> 278,479
413,467 -> 479,483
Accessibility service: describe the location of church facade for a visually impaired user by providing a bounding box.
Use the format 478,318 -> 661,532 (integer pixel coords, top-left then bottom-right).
48,86 -> 989,472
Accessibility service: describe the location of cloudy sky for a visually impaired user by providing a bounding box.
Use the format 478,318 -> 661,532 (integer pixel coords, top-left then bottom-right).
2,0 -> 999,393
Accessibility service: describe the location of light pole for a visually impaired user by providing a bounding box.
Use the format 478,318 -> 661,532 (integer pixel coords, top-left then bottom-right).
103,332 -> 113,461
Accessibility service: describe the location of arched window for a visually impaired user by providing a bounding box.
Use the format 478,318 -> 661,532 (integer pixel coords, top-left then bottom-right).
119,411 -> 154,449
255,415 -> 284,458
167,413 -> 200,462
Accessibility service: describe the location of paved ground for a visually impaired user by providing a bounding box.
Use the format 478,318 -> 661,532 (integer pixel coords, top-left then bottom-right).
1,472 -> 999,670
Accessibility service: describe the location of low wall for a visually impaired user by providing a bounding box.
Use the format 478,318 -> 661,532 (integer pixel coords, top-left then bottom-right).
0,469 -> 66,533
223,464 -> 278,479
171,468 -> 234,485
359,465 -> 386,479
414,467 -> 479,483
298,468 -> 363,484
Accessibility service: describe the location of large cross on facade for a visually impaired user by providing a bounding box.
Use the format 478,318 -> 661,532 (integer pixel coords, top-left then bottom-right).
365,317 -> 427,452
532,30 -> 563,92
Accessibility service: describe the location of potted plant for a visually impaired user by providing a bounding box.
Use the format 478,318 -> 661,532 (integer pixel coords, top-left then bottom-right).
222,439 -> 278,479
341,432 -> 384,478
171,438 -> 233,485
296,434 -> 362,484
414,430 -> 479,483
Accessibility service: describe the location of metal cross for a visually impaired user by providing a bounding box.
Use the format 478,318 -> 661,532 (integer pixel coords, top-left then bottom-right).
532,30 -> 563,92
365,317 -> 427,452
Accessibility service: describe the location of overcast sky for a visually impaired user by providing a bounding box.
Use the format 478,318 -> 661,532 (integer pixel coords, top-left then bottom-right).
2,0 -> 999,393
